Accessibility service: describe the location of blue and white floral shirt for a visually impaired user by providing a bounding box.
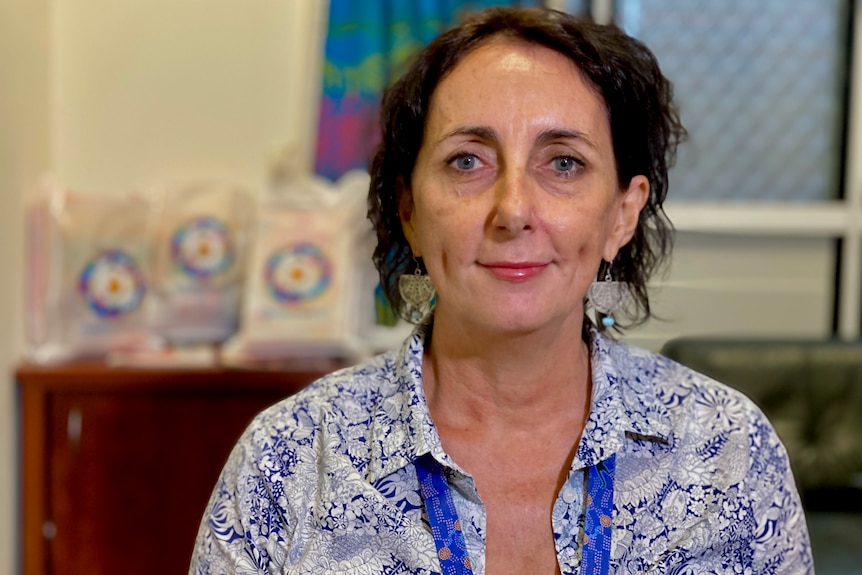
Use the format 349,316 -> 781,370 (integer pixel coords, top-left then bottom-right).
190,325 -> 813,574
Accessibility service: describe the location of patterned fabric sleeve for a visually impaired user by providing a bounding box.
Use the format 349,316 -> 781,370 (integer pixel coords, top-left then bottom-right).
745,402 -> 815,574
189,416 -> 297,575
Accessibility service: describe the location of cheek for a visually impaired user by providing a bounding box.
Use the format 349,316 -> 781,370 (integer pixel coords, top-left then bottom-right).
549,210 -> 604,251
415,197 -> 474,251
547,208 -> 611,279
422,219 -> 480,283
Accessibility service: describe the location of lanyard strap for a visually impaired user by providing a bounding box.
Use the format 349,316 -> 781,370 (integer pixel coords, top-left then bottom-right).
582,453 -> 616,575
416,452 -> 616,575
416,454 -> 475,575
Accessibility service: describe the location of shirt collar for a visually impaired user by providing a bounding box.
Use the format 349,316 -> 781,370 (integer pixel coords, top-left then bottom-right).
572,328 -> 673,469
366,321 -> 438,484
365,323 -> 673,483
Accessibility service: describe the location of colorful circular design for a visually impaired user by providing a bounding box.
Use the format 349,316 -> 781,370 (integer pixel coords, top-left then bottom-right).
264,242 -> 332,304
170,216 -> 234,280
79,249 -> 146,318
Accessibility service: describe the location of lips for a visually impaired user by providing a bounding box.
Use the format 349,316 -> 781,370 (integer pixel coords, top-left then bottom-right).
480,261 -> 549,282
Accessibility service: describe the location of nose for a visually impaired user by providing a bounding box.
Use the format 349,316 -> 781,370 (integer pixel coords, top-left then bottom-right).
490,167 -> 534,234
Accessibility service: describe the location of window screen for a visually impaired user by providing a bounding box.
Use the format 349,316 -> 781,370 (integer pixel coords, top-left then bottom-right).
618,0 -> 850,201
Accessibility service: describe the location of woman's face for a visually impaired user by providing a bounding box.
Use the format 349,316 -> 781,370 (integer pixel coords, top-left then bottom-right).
401,39 -> 648,335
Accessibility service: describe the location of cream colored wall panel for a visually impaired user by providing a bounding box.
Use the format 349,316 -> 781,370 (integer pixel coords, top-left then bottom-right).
0,0 -> 51,572
51,0 -> 326,194
628,233 -> 835,351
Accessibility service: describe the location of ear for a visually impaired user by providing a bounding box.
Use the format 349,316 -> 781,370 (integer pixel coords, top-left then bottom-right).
603,175 -> 649,262
397,176 -> 421,257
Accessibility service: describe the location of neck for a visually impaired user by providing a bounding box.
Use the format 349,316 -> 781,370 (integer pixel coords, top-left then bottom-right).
422,309 -> 593,435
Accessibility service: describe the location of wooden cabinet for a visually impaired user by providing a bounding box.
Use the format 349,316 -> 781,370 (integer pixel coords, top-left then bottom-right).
17,361 -> 343,575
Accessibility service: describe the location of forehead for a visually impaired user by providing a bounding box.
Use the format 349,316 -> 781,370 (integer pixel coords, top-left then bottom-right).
426,38 -> 609,141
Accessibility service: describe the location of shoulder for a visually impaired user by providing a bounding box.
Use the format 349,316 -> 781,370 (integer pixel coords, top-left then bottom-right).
190,350 -> 419,573
605,338 -> 792,484
608,340 -> 812,570
201,351 -> 404,542
610,338 -> 775,435
242,350 -> 401,451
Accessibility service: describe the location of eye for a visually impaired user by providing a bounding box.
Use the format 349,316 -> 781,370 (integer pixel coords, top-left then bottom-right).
448,153 -> 480,171
552,156 -> 580,173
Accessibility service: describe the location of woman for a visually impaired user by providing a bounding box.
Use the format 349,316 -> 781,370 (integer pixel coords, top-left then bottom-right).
191,7 -> 812,574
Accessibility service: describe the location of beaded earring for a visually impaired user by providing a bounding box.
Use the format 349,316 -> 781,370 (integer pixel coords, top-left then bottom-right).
398,257 -> 436,322
587,264 -> 628,327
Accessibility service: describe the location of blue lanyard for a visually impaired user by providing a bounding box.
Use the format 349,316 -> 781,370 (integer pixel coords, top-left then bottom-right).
582,453 -> 616,575
416,454 -> 475,575
416,453 -> 616,575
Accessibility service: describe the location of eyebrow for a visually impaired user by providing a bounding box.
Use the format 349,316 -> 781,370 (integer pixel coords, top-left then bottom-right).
438,125 -> 498,144
536,128 -> 598,150
438,126 -> 598,149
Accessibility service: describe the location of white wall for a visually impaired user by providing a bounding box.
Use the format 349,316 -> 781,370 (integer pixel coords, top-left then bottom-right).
0,1 -> 50,572
629,233 -> 835,351
51,0 -> 326,195
1,1 -> 326,572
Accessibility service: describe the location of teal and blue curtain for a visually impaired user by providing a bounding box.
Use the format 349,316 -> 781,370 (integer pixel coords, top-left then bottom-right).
315,0 -> 537,181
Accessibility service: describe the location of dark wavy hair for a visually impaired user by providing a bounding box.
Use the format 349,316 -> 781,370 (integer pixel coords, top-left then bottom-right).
368,6 -> 686,330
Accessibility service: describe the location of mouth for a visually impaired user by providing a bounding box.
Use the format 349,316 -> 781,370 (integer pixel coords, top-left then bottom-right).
479,261 -> 549,282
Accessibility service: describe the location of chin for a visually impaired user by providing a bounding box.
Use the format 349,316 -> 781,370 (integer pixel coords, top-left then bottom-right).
480,306 -> 580,336
437,291 -> 583,335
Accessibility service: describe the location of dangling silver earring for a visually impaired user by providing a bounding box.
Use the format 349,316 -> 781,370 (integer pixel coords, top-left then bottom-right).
587,264 -> 628,328
398,257 -> 436,322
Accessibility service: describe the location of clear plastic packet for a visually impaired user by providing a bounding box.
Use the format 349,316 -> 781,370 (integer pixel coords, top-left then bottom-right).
147,181 -> 253,344
222,170 -> 372,364
25,179 -> 158,363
